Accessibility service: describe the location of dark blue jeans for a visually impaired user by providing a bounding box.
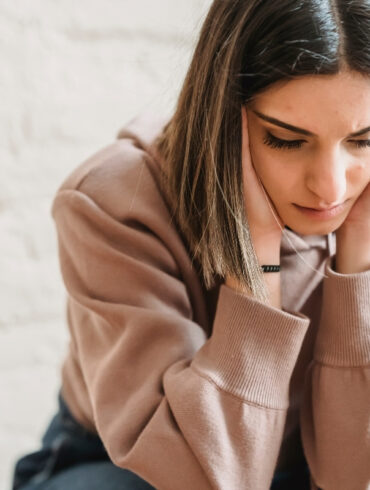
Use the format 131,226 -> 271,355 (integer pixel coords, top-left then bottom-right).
12,390 -> 311,490
11,390 -> 156,490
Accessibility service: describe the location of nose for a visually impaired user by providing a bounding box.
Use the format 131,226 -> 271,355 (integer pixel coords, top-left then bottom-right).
305,147 -> 348,206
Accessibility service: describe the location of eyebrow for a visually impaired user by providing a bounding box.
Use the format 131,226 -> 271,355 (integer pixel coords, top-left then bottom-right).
252,109 -> 370,138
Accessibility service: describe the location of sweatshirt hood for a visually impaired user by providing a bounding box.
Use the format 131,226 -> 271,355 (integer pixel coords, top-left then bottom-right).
282,227 -> 335,258
116,111 -> 170,165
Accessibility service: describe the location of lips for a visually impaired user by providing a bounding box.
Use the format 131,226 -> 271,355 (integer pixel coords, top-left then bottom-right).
301,203 -> 343,211
293,201 -> 348,220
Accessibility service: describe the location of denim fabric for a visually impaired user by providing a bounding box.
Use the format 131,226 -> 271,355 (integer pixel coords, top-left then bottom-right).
11,390 -> 155,490
269,459 -> 311,490
12,389 -> 311,490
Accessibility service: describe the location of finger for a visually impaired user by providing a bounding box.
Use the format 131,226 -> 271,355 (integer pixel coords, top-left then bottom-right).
241,106 -> 260,187
241,106 -> 285,229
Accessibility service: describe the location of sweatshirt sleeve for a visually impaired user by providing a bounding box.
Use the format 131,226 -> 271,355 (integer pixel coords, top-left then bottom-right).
300,257 -> 370,490
51,172 -> 311,490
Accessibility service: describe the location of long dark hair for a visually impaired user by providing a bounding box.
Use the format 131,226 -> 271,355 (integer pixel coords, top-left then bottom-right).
156,0 -> 370,302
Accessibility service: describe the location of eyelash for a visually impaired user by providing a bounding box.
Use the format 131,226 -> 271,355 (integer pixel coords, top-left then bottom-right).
263,132 -> 370,151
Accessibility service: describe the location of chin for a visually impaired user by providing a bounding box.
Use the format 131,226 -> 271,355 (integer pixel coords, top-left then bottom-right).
280,203 -> 351,236
284,219 -> 344,236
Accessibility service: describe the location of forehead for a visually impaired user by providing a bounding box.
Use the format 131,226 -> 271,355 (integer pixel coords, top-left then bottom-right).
252,71 -> 370,136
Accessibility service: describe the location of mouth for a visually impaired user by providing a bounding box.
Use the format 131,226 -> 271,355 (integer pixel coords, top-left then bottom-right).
293,201 -> 348,220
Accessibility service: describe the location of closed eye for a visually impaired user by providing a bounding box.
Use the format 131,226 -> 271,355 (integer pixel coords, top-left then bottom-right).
263,133 -> 305,150
263,132 -> 370,151
351,139 -> 370,149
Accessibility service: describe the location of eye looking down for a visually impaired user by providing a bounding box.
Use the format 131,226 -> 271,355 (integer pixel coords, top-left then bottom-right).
245,70 -> 370,236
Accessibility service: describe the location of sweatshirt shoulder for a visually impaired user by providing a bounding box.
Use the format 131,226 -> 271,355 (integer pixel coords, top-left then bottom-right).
52,113 -> 171,222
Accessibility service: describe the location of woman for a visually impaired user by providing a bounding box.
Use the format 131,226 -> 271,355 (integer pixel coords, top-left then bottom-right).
12,1 -> 369,489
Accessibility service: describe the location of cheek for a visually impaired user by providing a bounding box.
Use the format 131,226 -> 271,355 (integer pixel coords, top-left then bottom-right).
249,144 -> 297,193
249,141 -> 275,180
348,158 -> 370,189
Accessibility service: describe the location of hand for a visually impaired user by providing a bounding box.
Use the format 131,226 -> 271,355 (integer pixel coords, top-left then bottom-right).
337,181 -> 370,234
240,106 -> 284,255
335,182 -> 370,274
224,107 -> 285,307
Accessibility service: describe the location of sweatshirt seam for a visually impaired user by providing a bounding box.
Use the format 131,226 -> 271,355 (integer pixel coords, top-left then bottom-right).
312,360 -> 370,370
190,364 -> 287,412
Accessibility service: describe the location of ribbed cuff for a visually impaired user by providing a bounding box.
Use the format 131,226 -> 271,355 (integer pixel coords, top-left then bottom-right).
191,284 -> 310,409
314,256 -> 370,366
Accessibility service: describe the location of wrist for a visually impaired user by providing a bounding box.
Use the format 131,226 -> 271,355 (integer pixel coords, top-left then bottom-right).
253,235 -> 282,266
225,234 -> 282,307
225,266 -> 281,309
335,228 -> 370,274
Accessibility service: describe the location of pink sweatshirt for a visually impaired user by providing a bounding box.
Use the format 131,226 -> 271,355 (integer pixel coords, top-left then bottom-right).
51,113 -> 370,490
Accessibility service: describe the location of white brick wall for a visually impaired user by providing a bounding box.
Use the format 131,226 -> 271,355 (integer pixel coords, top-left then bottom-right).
0,1 -> 212,487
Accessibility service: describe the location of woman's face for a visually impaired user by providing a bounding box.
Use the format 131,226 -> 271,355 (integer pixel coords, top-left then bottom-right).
245,70 -> 370,235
